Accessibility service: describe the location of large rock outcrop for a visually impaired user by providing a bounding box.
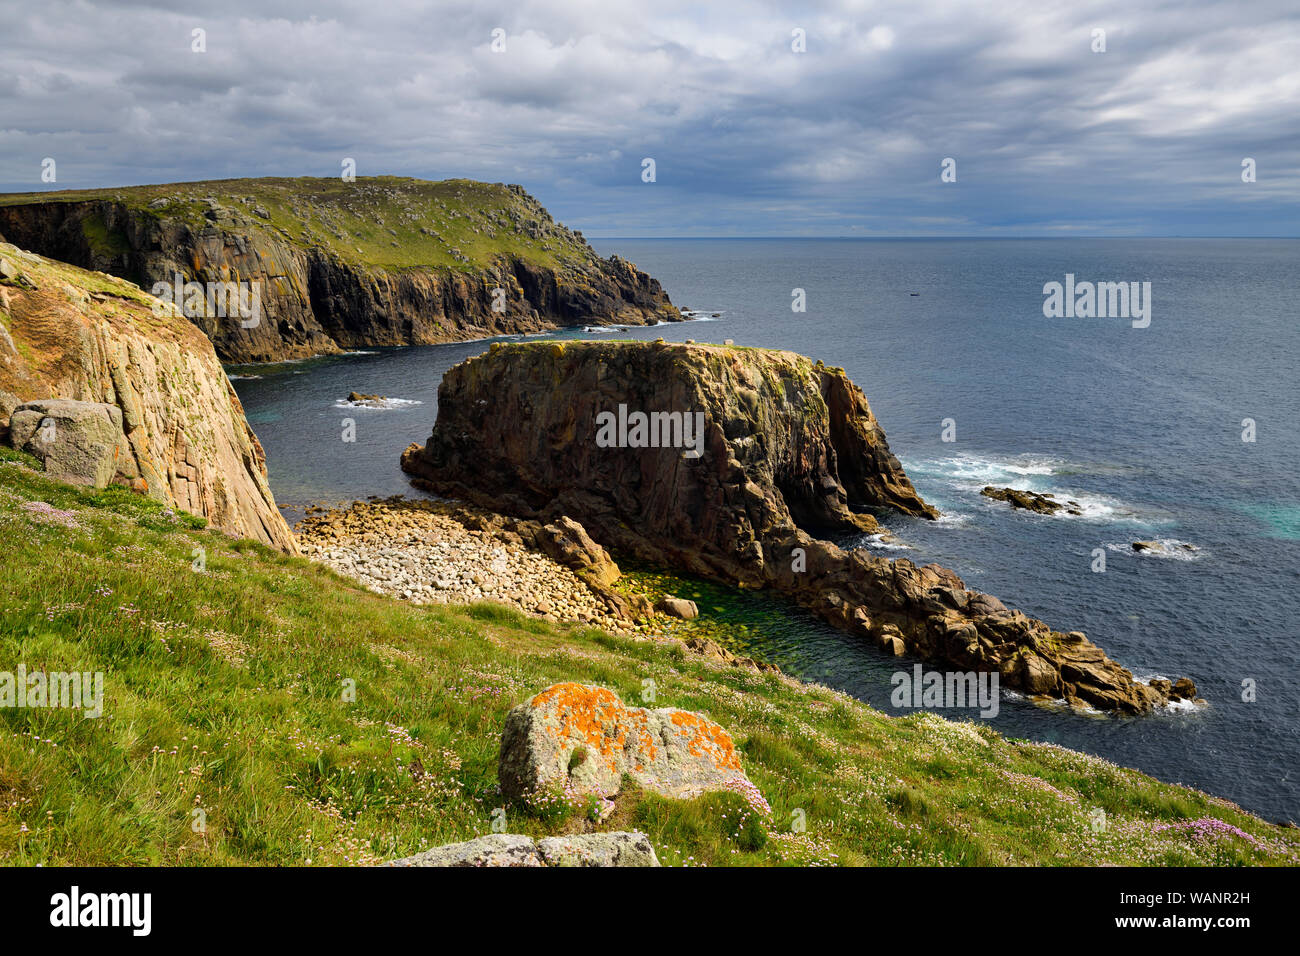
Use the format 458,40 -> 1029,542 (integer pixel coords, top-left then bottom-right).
7,399 -> 132,488
401,341 -> 1195,713
498,683 -> 752,801
0,242 -> 296,551
0,178 -> 680,364
403,340 -> 935,570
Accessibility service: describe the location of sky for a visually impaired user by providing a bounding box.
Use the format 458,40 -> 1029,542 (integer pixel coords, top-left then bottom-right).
1,0 -> 1297,236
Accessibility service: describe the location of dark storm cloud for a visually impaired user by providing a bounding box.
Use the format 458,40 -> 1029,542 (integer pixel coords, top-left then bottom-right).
0,0 -> 1295,235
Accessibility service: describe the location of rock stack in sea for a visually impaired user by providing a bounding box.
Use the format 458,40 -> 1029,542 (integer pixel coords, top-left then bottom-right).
399,340 -> 1197,714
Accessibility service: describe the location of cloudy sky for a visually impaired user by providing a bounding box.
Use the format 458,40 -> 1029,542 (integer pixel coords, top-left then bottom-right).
2,0 -> 1297,236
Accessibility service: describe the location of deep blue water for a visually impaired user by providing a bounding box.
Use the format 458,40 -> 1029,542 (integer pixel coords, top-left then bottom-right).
231,238 -> 1300,823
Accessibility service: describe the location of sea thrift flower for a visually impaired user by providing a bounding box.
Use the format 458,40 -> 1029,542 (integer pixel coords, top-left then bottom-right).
21,501 -> 80,529
1153,817 -> 1263,849
721,776 -> 772,817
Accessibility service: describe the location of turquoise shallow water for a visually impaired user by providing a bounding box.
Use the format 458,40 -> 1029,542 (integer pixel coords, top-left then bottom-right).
1238,504 -> 1300,541
232,238 -> 1300,822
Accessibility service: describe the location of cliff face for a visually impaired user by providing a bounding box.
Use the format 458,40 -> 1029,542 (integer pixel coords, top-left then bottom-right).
401,341 -> 1194,714
0,178 -> 680,364
0,242 -> 296,552
404,341 -> 935,572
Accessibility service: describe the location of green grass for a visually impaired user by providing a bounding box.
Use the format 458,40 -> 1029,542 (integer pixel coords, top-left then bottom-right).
0,446 -> 42,471
1,462 -> 1297,867
79,214 -> 130,257
1,240 -> 169,311
0,177 -> 594,274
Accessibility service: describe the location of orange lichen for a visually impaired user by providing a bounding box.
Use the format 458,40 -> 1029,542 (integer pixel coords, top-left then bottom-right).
526,684 -> 743,775
670,711 -> 743,770
530,683 -> 659,765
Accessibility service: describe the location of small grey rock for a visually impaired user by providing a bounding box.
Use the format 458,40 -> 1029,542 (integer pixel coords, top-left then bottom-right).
537,832 -> 659,867
385,834 -> 542,867
656,596 -> 698,620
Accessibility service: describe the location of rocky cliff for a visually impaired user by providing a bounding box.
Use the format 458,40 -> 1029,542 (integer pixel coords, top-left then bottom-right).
404,340 -> 936,565
0,177 -> 680,364
401,341 -> 1195,713
0,242 -> 296,551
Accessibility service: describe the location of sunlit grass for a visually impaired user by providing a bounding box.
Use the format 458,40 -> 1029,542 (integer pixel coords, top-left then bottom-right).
1,463 -> 1296,867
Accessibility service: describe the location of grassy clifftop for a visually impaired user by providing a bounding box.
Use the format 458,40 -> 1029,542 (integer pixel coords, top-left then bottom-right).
0,177 -> 679,363
1,461 -> 1296,866
0,176 -> 594,273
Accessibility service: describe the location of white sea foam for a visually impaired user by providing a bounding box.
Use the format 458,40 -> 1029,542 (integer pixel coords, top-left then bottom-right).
864,532 -> 912,551
1107,539 -> 1203,561
1160,697 -> 1203,713
1133,675 -> 1207,712
914,453 -> 1062,485
904,453 -> 1155,525
333,397 -> 424,410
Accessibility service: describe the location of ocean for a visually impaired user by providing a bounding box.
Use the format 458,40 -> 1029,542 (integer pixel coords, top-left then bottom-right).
230,238 -> 1300,822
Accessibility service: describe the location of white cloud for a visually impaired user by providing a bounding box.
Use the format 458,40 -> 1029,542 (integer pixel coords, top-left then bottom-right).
0,0 -> 1295,235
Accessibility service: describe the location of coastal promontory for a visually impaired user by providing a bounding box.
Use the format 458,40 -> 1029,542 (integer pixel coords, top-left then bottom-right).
401,340 -> 1196,714
0,177 -> 680,364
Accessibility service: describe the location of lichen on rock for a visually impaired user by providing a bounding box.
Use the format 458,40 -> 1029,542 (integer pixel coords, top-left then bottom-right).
498,682 -> 752,802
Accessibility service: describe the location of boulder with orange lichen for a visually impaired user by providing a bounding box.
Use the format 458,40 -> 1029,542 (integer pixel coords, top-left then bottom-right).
498,682 -> 753,802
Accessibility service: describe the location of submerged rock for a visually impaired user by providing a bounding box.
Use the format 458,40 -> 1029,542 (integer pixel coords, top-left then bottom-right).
656,596 -> 699,619
400,341 -> 1196,714
1133,540 -> 1199,555
981,485 -> 1080,515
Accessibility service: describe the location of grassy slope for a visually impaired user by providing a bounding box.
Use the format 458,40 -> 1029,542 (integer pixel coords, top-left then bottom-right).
1,462 -> 1296,867
0,177 -> 593,273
